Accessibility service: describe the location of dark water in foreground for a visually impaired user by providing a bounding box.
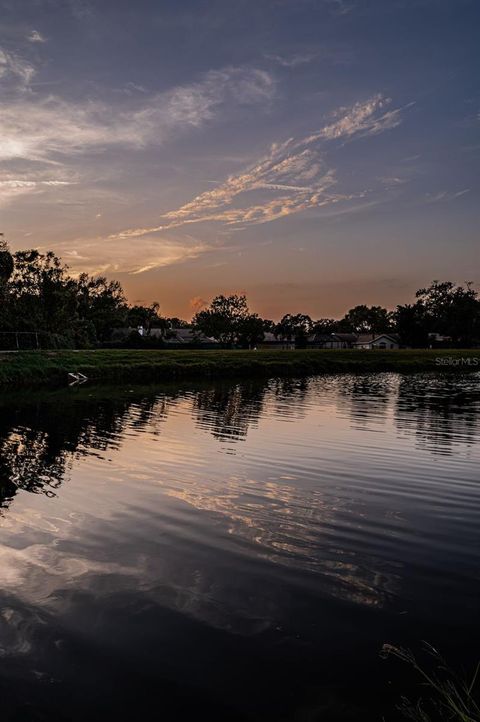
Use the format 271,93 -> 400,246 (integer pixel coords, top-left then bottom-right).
0,373 -> 479,721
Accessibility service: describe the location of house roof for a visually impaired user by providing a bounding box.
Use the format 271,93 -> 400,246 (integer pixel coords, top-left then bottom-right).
311,333 -> 334,342
355,334 -> 376,344
334,333 -> 358,342
310,332 -> 357,343
354,333 -> 400,344
165,328 -> 217,344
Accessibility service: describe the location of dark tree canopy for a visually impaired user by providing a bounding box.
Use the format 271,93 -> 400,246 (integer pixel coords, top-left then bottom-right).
193,294 -> 250,345
0,246 -> 128,345
0,238 -> 14,285
236,313 -> 268,348
338,305 -> 394,335
274,314 -> 313,346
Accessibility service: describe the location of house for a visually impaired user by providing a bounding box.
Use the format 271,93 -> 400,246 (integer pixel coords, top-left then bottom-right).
260,332 -> 295,349
353,333 -> 400,350
309,333 -> 357,349
162,327 -> 219,347
334,333 -> 358,348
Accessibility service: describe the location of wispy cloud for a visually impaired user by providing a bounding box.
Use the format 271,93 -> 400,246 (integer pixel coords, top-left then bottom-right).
326,0 -> 356,15
265,52 -> 316,68
56,235 -> 212,276
425,188 -> 470,203
0,66 -> 275,164
0,166 -> 77,206
111,94 -> 408,243
307,94 -> 407,142
27,30 -> 46,43
0,47 -> 36,89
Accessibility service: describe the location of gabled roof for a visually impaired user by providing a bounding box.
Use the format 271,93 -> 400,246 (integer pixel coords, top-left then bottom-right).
333,333 -> 358,342
165,328 -> 218,344
354,333 -> 400,344
311,332 -> 357,343
312,333 -> 335,342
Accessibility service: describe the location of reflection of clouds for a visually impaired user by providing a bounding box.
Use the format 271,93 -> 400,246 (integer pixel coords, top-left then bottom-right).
162,472 -> 402,610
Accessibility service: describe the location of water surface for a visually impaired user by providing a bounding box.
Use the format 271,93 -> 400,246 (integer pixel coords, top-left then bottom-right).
0,373 -> 479,720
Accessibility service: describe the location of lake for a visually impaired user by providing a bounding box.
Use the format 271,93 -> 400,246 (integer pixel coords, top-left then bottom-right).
0,373 -> 479,721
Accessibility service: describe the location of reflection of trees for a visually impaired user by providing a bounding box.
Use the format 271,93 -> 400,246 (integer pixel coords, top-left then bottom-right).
0,380 -> 279,512
265,376 -> 311,421
332,373 -> 397,428
395,374 -> 480,454
0,392 -> 169,510
192,382 -> 268,442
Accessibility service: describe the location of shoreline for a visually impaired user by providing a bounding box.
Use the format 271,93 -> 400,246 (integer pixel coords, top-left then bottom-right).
0,349 -> 479,389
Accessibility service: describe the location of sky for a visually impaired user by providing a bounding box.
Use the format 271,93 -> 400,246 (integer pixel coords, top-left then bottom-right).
0,0 -> 478,320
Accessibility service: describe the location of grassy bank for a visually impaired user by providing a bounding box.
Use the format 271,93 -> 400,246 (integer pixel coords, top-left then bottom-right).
0,348 -> 479,389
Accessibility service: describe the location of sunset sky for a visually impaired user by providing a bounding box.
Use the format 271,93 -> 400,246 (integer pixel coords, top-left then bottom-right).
0,0 -> 478,319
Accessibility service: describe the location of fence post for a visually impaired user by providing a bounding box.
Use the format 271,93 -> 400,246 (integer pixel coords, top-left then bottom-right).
15,332 -> 19,350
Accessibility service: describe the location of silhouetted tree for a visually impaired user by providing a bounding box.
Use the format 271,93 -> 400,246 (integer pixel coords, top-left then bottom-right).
0,237 -> 13,284
339,305 -> 393,335
7,249 -> 78,336
0,238 -> 14,328
76,273 -> 127,342
394,303 -> 429,348
193,294 -> 249,345
166,317 -> 190,329
274,313 -> 313,347
414,280 -> 480,346
127,303 -> 167,334
237,313 -> 267,348
312,318 -> 339,335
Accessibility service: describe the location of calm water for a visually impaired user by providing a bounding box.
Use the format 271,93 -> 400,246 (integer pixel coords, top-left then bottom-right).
0,373 -> 479,721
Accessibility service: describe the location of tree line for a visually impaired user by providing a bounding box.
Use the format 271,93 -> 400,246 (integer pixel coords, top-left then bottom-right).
1,241 -> 479,348
193,285 -> 480,348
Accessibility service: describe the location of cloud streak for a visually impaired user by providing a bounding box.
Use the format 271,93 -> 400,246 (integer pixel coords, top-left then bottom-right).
304,94 -> 406,143
265,52 -> 317,68
111,94 -> 407,243
0,166 -> 77,206
56,236 -> 213,276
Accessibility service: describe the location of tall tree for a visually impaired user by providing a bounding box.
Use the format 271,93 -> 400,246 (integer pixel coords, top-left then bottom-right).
193,294 -> 249,345
76,274 -> 127,342
237,314 -> 267,348
339,305 -> 393,335
414,280 -> 480,345
7,250 -> 77,335
394,303 -> 429,348
0,237 -> 13,285
274,313 -> 313,347
127,303 -> 166,334
0,238 -> 14,328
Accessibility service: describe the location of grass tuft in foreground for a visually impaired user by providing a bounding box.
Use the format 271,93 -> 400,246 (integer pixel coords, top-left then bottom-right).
381,643 -> 480,722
